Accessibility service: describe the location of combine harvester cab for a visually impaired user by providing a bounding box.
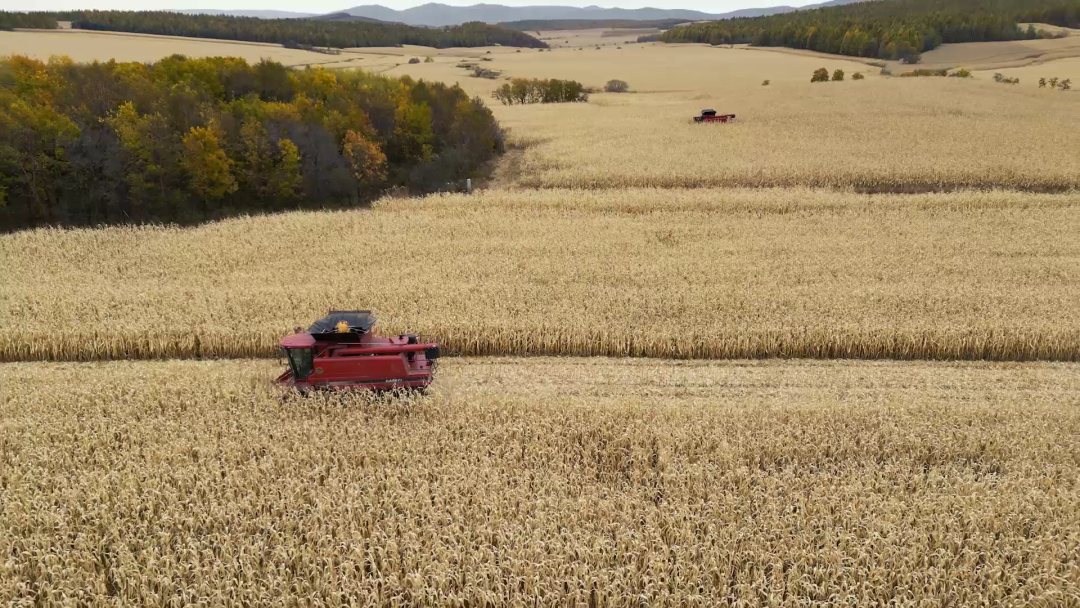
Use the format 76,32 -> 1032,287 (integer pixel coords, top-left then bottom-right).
277,311 -> 440,392
693,109 -> 736,124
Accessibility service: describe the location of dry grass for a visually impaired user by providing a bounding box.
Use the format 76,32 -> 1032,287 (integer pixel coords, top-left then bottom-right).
0,29 -> 347,68
3,357 -> 1078,605
534,27 -> 654,49
3,189 -> 1077,362
391,41 -> 874,97
914,29 -> 1080,72
496,79 -> 1080,192
993,56 -> 1080,86
389,42 -> 1079,194
388,41 -> 1080,192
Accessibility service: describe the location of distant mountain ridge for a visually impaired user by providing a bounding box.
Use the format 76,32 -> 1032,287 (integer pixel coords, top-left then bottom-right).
335,1 -> 867,27
313,11 -> 395,23
173,1 -> 867,26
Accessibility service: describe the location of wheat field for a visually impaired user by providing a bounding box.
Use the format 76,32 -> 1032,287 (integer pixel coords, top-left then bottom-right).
494,79 -> 1080,192
3,357 -> 1078,605
3,188 -> 1077,362
381,39 -> 1080,194
4,29 -> 1080,605
915,28 -> 1080,73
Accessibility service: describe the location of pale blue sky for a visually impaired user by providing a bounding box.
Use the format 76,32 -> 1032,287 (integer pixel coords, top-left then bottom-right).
17,0 -> 823,15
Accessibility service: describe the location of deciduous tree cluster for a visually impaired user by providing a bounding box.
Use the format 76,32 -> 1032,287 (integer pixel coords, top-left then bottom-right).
0,55 -> 504,230
491,78 -> 589,105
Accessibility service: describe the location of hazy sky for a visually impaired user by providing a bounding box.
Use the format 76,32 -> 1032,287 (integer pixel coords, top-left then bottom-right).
19,0 -> 824,14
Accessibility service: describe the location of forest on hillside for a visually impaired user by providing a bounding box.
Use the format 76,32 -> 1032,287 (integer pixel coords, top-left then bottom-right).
0,11 -> 60,29
659,0 -> 1080,61
499,18 -> 687,31
4,11 -> 548,49
0,55 -> 505,230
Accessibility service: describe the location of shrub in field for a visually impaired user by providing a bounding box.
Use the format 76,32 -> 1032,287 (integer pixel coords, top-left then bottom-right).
1061,79 -> 1072,90
1049,77 -> 1059,88
832,69 -> 845,81
471,66 -> 501,78
408,56 -> 420,64
1040,77 -> 1047,87
951,68 -> 972,78
424,55 -> 434,62
762,79 -> 770,85
604,79 -> 629,92
0,55 -> 504,231
492,78 -> 588,105
852,72 -> 865,80
811,67 -> 830,82
902,68 -> 948,77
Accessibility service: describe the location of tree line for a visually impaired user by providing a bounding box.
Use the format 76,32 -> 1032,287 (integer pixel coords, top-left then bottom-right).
0,11 -> 60,29
491,79 -> 589,105
499,18 -> 687,31
0,55 -> 505,231
658,0 -> 1080,61
8,10 -> 548,49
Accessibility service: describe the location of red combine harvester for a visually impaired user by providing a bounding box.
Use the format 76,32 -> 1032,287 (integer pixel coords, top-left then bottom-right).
276,311 -> 440,392
693,109 -> 736,123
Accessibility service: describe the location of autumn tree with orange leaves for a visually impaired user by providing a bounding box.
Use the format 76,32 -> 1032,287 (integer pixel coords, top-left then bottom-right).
0,55 -> 503,230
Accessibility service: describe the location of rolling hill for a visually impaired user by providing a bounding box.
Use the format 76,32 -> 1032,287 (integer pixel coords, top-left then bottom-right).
335,1 -> 868,27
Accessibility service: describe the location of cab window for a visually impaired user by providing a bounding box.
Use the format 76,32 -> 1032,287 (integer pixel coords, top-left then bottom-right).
285,348 -> 314,379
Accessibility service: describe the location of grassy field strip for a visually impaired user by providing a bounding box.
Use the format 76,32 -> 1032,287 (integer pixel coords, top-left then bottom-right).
0,29 -> 344,67
3,357 -> 1078,604
3,188 -> 1077,362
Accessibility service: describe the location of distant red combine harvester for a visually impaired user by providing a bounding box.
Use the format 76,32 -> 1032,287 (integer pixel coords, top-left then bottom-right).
693,109 -> 736,123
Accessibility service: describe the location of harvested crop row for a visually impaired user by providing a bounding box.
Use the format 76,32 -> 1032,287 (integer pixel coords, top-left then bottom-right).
3,358 -> 1079,604
2,188 -> 1077,362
